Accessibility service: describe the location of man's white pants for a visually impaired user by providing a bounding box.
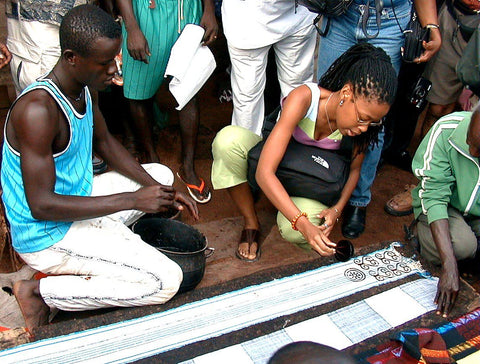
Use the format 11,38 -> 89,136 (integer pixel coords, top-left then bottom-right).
228,25 -> 316,136
19,164 -> 183,311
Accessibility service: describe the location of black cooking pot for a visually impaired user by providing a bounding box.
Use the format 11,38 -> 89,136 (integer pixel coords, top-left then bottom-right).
132,217 -> 214,293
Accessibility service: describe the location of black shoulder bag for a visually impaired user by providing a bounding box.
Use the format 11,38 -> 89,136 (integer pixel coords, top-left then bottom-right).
247,107 -> 352,206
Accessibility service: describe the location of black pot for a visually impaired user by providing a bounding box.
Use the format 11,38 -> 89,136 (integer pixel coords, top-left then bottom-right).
132,217 -> 214,293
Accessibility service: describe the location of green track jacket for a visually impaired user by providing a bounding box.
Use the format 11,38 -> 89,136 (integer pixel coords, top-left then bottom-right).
412,112 -> 480,224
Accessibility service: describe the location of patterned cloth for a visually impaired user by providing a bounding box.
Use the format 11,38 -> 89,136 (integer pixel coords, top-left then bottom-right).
5,0 -> 90,26
363,308 -> 480,363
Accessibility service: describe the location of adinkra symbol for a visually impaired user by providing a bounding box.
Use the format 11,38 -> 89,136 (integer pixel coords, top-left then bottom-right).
311,155 -> 329,169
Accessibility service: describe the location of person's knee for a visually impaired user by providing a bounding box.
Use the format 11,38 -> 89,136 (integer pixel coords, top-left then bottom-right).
160,260 -> 183,300
142,163 -> 174,186
276,211 -> 310,249
212,125 -> 243,158
451,234 -> 477,261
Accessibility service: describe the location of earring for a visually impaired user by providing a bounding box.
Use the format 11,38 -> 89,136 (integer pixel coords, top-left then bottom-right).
339,99 -> 344,106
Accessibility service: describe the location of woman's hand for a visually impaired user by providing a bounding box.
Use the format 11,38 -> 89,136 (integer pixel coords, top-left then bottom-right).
297,218 -> 336,256
317,207 -> 340,236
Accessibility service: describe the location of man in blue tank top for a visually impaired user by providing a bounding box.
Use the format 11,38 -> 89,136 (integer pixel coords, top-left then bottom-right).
1,4 -> 198,334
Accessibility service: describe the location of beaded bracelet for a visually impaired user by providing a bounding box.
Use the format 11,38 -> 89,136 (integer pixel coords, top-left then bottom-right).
291,212 -> 308,231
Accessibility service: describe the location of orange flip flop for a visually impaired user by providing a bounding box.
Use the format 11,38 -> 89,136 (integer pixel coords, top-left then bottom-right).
176,172 -> 212,204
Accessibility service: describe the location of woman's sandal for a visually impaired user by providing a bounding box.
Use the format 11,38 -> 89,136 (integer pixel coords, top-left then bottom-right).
384,184 -> 416,216
235,229 -> 261,262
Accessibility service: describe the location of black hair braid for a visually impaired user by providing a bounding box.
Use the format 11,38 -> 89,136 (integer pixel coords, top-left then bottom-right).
318,43 -> 398,154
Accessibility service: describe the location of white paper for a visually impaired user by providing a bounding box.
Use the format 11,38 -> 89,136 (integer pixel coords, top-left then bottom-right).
192,344 -> 254,364
165,24 -> 216,110
365,287 -> 428,327
285,315 -> 353,350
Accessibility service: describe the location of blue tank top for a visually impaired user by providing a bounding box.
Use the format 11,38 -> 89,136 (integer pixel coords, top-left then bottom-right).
1,78 -> 94,254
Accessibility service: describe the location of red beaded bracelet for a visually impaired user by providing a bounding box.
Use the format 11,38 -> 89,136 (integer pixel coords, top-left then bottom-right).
291,212 -> 308,231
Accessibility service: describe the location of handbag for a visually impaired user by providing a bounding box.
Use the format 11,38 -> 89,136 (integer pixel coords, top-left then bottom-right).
456,24 -> 480,96
402,12 -> 430,63
247,107 -> 351,206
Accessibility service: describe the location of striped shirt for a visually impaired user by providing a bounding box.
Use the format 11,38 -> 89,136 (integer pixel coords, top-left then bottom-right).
1,78 -> 94,253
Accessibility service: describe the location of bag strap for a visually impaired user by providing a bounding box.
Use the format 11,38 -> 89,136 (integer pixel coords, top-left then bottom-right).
314,14 -> 331,37
361,0 -> 384,39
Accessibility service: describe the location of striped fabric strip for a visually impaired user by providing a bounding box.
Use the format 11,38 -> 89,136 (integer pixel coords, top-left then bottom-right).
0,243 -> 428,363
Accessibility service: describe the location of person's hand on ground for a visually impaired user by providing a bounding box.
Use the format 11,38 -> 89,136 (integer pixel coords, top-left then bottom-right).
172,191 -> 199,221
298,219 -> 336,256
0,43 -> 12,70
414,26 -> 441,63
133,185 -> 176,213
317,207 -> 340,236
435,262 -> 459,317
126,28 -> 150,63
200,7 -> 218,46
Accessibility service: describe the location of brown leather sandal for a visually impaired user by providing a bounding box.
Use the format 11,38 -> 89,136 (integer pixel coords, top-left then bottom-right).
235,229 -> 261,262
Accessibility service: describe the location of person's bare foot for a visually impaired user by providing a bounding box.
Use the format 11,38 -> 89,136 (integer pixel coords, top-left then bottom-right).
13,280 -> 50,333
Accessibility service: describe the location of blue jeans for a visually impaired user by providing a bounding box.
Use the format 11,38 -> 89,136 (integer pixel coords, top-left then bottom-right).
317,0 -> 411,207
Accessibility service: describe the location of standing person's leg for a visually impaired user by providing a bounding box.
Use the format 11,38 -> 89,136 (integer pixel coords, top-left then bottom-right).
228,43 -> 271,136
342,2 -> 409,238
316,11 -> 358,80
273,24 -> 316,98
177,97 -> 212,203
127,98 -> 158,163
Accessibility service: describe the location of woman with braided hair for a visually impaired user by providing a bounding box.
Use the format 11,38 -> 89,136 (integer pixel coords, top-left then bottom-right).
211,44 -> 397,262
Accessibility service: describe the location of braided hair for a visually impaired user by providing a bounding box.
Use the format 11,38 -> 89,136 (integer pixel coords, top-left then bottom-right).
318,43 -> 397,153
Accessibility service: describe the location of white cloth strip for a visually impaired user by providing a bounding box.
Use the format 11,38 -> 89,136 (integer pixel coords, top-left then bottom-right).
185,278 -> 438,364
0,243 -> 427,363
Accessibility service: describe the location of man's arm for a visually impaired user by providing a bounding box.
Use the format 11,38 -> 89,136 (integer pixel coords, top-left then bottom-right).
430,219 -> 459,317
13,92 -> 194,222
91,91 -> 199,219
200,0 -> 218,46
116,0 -> 150,63
413,121 -> 459,316
92,90 -> 199,219
414,0 -> 442,63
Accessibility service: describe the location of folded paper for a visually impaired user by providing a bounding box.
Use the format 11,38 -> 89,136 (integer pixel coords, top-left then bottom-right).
165,24 -> 216,110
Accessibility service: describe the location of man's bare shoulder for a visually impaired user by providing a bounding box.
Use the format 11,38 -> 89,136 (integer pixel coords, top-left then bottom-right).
10,89 -> 61,126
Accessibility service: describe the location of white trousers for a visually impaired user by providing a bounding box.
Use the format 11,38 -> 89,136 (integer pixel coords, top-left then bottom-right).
19,164 -> 183,311
7,18 -> 61,95
228,24 -> 316,136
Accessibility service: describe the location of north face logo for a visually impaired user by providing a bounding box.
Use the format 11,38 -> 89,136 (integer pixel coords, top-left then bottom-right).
311,155 -> 329,169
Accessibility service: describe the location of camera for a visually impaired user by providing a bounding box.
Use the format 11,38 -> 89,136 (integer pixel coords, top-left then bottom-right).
409,77 -> 432,110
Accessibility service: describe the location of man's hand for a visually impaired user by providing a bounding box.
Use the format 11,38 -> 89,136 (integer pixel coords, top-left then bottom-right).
435,260 -> 459,317
414,27 -> 441,63
126,28 -> 150,63
200,7 -> 218,46
0,43 -> 12,70
173,192 -> 199,220
133,185 -> 176,213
